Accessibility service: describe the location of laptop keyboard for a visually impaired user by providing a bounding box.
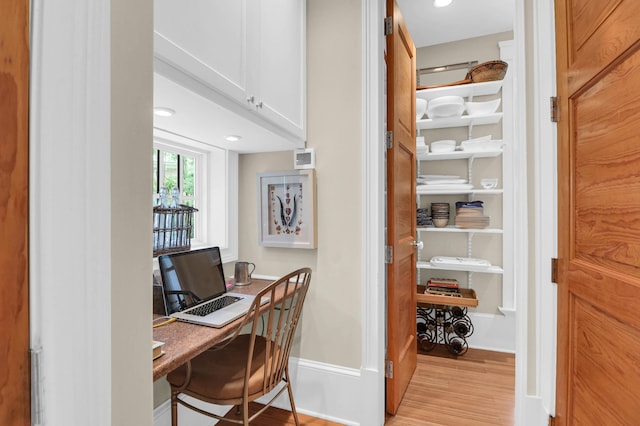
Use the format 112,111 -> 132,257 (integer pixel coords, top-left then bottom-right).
186,295 -> 242,317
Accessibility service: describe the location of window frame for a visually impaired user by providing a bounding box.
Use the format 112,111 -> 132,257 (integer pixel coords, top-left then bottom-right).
154,142 -> 203,238
153,130 -> 238,263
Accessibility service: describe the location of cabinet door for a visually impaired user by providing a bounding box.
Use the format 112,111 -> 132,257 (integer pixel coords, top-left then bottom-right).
249,0 -> 306,140
154,0 -> 250,106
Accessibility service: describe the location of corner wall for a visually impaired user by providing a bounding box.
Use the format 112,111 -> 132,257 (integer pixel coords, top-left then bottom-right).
111,0 -> 154,424
236,0 -> 363,370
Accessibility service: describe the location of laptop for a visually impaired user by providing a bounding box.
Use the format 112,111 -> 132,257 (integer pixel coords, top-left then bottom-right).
158,246 -> 257,328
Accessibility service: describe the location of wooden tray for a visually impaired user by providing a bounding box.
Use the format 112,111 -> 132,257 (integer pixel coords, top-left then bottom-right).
416,286 -> 478,308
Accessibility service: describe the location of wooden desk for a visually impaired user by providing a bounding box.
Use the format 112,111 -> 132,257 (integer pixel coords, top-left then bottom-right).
153,279 -> 274,381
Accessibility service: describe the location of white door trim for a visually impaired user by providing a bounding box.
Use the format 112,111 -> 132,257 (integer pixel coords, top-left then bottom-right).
360,0 -> 387,425
30,0 -> 113,424
531,0 -> 558,418
362,1 -> 530,425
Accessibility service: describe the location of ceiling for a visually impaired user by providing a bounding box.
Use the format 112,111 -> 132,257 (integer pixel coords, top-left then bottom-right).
153,1 -> 514,151
396,0 -> 514,48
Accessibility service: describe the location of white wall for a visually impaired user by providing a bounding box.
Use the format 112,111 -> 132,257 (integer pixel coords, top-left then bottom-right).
30,0 -> 154,424
111,0 -> 154,424
234,0 -> 364,369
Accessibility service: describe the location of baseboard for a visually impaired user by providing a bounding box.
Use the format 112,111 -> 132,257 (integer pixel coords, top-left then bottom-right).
466,312 -> 516,353
520,395 -> 550,426
153,400 -> 170,426
154,357 -> 363,426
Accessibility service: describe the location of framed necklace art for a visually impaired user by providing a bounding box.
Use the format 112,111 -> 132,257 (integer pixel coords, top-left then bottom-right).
257,170 -> 317,249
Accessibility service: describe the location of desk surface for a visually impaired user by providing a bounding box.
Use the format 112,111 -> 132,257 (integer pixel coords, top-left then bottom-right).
153,279 -> 274,381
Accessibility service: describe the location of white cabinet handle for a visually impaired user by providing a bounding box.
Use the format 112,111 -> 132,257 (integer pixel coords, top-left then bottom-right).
412,240 -> 424,250
246,95 -> 255,104
256,101 -> 263,109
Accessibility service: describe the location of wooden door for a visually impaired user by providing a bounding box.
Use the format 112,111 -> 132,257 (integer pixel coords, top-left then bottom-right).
0,0 -> 30,425
555,0 -> 640,424
385,0 -> 417,415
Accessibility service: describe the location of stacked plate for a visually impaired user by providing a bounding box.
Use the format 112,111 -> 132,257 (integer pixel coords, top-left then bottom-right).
454,200 -> 490,229
427,96 -> 465,119
430,203 -> 450,228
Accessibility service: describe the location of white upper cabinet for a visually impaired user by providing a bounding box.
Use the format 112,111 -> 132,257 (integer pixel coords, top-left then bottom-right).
154,0 -> 306,143
248,0 -> 306,141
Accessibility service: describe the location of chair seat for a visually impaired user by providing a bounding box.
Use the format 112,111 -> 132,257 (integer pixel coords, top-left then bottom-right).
168,334 -> 272,401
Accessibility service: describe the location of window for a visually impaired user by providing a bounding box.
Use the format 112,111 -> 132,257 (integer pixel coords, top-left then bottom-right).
153,145 -> 201,238
153,134 -> 238,262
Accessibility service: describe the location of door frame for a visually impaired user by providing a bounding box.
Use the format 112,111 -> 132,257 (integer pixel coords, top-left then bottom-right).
529,0 -> 559,420
360,0 -> 533,424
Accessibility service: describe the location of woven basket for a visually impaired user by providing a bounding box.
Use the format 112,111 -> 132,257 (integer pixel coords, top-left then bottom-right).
466,60 -> 508,82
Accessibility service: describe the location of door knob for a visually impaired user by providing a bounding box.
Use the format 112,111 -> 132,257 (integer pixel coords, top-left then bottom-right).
412,240 -> 424,250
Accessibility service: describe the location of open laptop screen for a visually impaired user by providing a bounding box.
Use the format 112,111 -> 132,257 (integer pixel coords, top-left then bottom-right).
158,246 -> 227,315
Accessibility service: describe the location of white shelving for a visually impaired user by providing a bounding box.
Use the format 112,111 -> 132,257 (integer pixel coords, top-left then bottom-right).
417,261 -> 504,274
416,80 -> 503,101
417,149 -> 502,161
417,113 -> 502,130
417,188 -> 504,195
416,80 -> 505,280
417,226 -> 503,234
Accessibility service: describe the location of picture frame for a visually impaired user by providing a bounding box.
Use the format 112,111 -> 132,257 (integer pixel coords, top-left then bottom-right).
257,170 -> 317,249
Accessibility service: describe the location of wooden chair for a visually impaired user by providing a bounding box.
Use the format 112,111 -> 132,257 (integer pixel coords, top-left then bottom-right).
167,268 -> 312,425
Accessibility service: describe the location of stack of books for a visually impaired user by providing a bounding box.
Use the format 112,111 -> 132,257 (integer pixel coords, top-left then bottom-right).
425,278 -> 461,297
153,341 -> 165,360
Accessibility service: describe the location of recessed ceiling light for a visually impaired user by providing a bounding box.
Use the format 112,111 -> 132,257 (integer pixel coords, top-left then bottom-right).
153,107 -> 175,117
225,135 -> 242,142
434,0 -> 452,7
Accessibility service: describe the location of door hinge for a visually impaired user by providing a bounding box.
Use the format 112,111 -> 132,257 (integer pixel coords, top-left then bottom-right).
384,16 -> 393,35
385,360 -> 394,378
549,415 -> 556,426
31,347 -> 44,425
551,258 -> 558,284
385,245 -> 393,264
550,96 -> 558,122
386,130 -> 393,149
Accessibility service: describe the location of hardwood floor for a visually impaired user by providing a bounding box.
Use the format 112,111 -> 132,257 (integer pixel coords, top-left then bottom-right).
385,346 -> 515,426
221,402 -> 341,425
231,347 -> 515,425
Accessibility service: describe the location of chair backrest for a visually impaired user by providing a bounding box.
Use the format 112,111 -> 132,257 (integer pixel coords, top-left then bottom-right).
240,268 -> 312,399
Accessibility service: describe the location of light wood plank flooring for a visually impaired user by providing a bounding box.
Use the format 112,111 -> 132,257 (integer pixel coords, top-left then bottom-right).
231,346 -> 515,425
385,346 -> 515,426
221,402 -> 341,425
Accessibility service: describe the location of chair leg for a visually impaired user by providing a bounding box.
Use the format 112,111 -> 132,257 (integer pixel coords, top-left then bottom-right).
285,369 -> 300,426
171,391 -> 179,426
242,399 -> 250,425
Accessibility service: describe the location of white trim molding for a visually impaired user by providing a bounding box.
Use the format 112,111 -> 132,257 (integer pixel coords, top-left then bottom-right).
360,0 -> 387,425
467,312 -> 516,353
154,358 -> 363,426
30,0 -> 112,424
533,0 -> 558,420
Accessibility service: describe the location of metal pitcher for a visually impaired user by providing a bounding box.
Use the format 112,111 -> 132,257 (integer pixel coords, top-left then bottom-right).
234,261 -> 256,285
